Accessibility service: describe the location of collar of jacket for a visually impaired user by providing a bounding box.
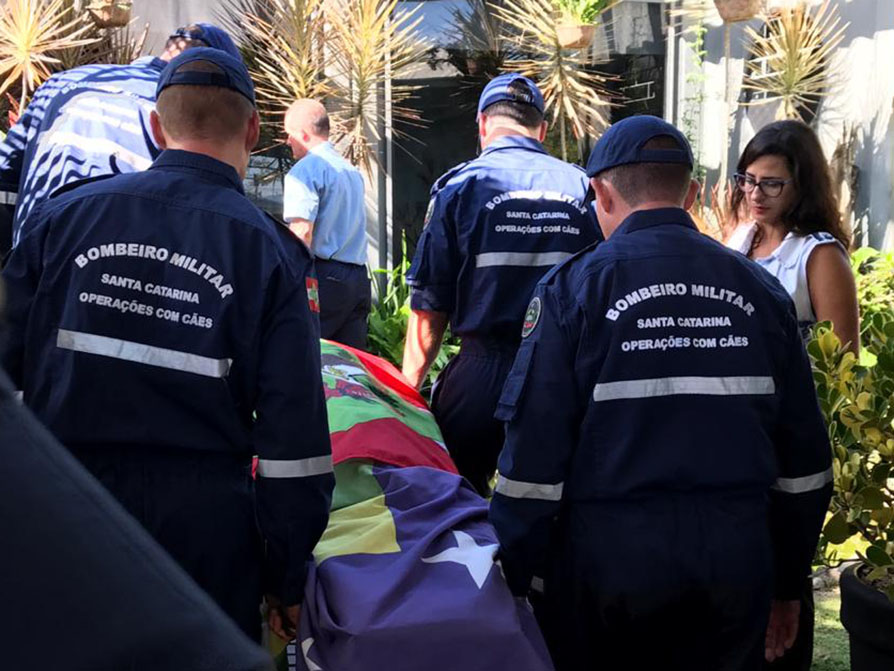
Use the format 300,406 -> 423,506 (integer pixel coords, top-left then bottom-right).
132,55 -> 168,72
614,207 -> 696,236
481,134 -> 547,157
150,149 -> 245,194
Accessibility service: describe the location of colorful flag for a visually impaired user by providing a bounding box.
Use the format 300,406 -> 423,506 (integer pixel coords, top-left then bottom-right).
279,342 -> 553,671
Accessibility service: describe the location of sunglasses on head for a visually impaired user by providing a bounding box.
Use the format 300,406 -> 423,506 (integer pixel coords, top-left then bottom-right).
168,28 -> 210,47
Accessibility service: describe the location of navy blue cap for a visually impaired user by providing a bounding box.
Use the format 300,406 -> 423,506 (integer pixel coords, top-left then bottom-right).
157,47 -> 256,105
478,74 -> 545,117
168,23 -> 241,60
586,115 -> 694,177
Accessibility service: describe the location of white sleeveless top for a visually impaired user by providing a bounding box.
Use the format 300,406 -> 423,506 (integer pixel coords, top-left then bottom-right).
726,223 -> 843,329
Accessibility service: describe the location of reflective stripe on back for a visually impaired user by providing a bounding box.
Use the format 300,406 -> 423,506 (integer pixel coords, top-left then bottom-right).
56,329 -> 232,378
475,251 -> 573,268
593,376 -> 775,402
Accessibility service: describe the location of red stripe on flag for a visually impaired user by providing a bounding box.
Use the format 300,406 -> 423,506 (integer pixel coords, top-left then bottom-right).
331,418 -> 458,474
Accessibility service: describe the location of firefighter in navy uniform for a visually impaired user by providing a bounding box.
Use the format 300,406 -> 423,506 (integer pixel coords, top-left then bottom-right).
489,116 -> 832,670
402,74 -> 601,495
1,49 -> 333,642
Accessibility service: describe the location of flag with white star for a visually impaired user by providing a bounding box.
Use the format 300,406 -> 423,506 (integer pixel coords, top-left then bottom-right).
275,343 -> 553,671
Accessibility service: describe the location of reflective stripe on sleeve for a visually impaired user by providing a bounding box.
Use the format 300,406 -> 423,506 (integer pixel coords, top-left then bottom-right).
57,329 -> 232,378
771,467 -> 833,494
495,475 -> 564,501
593,376 -> 775,401
256,456 -> 333,479
475,251 -> 573,268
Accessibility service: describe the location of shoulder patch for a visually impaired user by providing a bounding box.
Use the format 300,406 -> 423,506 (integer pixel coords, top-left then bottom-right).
521,296 -> 542,338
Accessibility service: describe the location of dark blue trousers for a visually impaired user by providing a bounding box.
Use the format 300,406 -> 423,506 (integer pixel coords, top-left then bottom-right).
316,258 -> 371,350
73,447 -> 264,641
539,498 -> 773,671
431,339 -> 517,495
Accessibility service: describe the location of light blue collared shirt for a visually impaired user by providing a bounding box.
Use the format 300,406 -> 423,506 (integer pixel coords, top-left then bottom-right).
283,142 -> 367,265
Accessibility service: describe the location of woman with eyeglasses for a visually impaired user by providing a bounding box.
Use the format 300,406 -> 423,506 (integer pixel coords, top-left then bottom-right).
727,120 -> 859,671
727,120 -> 859,354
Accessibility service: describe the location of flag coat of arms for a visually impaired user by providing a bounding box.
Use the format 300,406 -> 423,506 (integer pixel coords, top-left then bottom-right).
281,342 -> 553,671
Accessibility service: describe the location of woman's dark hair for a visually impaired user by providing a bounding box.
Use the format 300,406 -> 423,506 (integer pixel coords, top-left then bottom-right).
731,120 -> 850,247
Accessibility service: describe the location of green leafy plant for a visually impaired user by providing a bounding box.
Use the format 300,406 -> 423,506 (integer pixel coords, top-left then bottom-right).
810,291 -> 894,599
851,247 -> 894,349
367,248 -> 459,397
554,0 -> 611,25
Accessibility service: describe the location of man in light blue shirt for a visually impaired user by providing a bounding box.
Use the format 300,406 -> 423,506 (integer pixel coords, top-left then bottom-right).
284,100 -> 370,349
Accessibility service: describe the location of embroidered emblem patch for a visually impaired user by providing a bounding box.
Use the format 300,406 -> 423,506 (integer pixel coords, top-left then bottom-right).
306,277 -> 320,313
521,296 -> 541,338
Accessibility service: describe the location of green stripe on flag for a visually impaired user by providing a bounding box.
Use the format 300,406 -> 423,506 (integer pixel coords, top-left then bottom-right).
314,461 -> 400,563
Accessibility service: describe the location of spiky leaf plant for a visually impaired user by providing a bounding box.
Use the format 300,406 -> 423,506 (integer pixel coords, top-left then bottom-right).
743,0 -> 847,122
495,0 -> 614,160
328,0 -> 428,169
0,0 -> 96,109
221,0 -> 331,151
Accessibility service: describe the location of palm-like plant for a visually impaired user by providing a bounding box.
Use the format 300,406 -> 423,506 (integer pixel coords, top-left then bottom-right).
743,0 -> 847,122
0,0 -> 96,109
495,0 -> 614,160
223,0 -> 330,132
222,0 -> 427,170
328,0 -> 428,169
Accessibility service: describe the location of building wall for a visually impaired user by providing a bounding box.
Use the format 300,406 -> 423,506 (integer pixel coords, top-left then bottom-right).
671,0 -> 894,250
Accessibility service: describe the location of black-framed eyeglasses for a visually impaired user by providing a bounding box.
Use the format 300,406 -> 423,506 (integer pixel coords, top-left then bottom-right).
733,173 -> 793,198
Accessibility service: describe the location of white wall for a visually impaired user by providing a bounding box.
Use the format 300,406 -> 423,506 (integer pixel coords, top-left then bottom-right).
673,0 -> 894,250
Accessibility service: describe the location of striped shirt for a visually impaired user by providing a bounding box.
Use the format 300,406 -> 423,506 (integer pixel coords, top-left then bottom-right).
0,56 -> 165,246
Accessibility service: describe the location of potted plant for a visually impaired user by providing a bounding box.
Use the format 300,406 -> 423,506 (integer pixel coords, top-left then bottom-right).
713,0 -> 761,22
87,1 -> 132,29
553,0 -> 611,49
810,249 -> 894,671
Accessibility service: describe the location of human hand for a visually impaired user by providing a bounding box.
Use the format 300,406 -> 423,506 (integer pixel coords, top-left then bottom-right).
765,599 -> 801,662
267,594 -> 301,641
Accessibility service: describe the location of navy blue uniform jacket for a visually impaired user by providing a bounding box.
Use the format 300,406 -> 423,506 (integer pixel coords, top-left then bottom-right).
490,208 -> 832,600
407,135 -> 601,343
1,149 -> 334,604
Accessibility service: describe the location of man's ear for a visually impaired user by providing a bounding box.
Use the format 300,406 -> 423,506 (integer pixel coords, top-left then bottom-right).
478,113 -> 489,139
538,120 -> 548,143
591,177 -> 612,214
150,110 -> 168,149
683,178 -> 699,212
246,110 -> 260,152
